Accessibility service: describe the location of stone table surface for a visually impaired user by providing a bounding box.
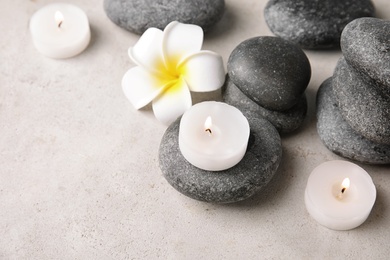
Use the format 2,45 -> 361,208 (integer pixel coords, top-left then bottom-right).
1,0 -> 389,259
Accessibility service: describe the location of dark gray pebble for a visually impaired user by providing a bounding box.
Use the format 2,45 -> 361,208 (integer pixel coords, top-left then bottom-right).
103,0 -> 225,35
222,75 -> 307,134
264,0 -> 375,49
333,57 -> 390,145
159,112 -> 282,203
227,36 -> 311,111
317,77 -> 390,164
341,17 -> 390,87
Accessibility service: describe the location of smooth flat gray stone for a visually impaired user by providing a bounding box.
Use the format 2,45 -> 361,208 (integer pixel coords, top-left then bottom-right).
341,17 -> 390,88
227,36 -> 311,111
222,75 -> 307,134
159,112 -> 282,203
333,57 -> 390,145
317,78 -> 390,164
264,0 -> 375,49
103,0 -> 225,35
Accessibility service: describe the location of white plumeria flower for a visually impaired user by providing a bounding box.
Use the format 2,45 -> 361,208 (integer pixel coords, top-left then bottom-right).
122,21 -> 226,125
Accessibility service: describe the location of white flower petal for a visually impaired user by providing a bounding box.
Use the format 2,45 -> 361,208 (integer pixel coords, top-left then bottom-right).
179,51 -> 226,92
122,66 -> 168,109
162,21 -> 203,68
128,27 -> 166,76
152,78 -> 192,125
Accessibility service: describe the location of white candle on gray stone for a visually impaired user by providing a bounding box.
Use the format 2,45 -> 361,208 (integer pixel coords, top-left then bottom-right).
179,101 -> 250,171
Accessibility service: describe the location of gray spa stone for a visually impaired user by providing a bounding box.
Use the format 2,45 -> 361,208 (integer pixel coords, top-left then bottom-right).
333,57 -> 390,145
227,36 -> 311,111
264,0 -> 375,49
222,75 -> 307,134
316,77 -> 390,164
103,0 -> 225,35
341,17 -> 390,88
159,112 -> 282,203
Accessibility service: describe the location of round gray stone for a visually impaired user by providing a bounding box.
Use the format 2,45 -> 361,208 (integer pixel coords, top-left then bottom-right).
103,0 -> 225,35
333,57 -> 390,145
222,75 -> 307,134
227,36 -> 311,111
159,112 -> 282,203
316,77 -> 390,164
341,17 -> 390,88
264,0 -> 375,49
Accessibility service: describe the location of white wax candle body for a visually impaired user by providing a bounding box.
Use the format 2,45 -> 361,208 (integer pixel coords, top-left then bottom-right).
305,160 -> 376,231
179,101 -> 250,171
30,3 -> 90,59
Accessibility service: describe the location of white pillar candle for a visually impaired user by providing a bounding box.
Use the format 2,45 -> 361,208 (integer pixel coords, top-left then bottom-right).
179,101 -> 250,171
305,160 -> 376,231
30,3 -> 91,59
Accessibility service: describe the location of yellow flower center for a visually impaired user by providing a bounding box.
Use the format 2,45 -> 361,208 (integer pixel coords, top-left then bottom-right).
154,56 -> 187,94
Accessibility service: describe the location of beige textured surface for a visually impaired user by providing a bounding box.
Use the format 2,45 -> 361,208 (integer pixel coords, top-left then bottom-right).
1,0 -> 390,259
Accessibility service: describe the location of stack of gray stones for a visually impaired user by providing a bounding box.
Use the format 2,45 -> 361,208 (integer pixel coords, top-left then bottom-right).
317,18 -> 390,164
223,36 -> 311,134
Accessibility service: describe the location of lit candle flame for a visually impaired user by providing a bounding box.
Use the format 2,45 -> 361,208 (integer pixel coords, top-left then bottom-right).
341,178 -> 350,194
204,116 -> 212,135
55,11 -> 64,28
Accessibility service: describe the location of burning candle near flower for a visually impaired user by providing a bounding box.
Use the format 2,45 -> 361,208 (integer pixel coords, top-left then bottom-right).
178,101 -> 250,171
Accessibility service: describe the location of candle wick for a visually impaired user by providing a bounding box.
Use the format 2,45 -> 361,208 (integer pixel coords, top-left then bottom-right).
337,187 -> 347,200
58,20 -> 63,28
205,128 -> 212,135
